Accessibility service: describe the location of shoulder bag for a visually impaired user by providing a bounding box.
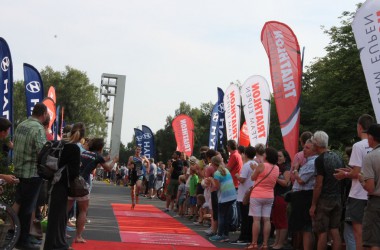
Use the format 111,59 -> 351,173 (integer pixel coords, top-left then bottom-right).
242,164 -> 275,206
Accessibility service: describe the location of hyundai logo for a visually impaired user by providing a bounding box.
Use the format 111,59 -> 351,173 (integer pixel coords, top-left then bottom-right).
26,81 -> 41,93
136,135 -> 143,141
143,133 -> 152,139
218,103 -> 225,113
1,57 -> 10,72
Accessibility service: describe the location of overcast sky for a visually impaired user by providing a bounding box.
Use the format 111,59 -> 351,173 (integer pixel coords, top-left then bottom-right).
2,1 -> 359,144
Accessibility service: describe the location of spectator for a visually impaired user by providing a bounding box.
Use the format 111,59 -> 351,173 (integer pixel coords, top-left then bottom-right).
248,147 -> 280,250
175,175 -> 187,217
231,146 -> 256,245
188,164 -> 199,219
165,151 -> 183,212
309,131 -> 344,250
271,149 -> 291,249
334,114 -> 374,250
13,103 -> 48,250
147,158 -> 157,199
44,122 -> 84,249
361,124 -> 380,250
289,139 -> 318,250
208,155 -> 237,242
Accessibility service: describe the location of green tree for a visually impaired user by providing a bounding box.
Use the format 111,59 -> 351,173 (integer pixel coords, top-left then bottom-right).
13,66 -> 107,137
40,66 -> 107,137
301,9 -> 373,149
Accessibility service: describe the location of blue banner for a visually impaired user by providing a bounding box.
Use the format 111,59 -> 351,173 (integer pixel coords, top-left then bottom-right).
209,102 -> 219,150
217,87 -> 226,150
23,63 -> 44,117
0,38 -> 13,136
134,128 -> 144,151
142,125 -> 155,159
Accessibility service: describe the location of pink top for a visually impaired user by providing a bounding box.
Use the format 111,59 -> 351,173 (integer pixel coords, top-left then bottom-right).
251,163 -> 279,199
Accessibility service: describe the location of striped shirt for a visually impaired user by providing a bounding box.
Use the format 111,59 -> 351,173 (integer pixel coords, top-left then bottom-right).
13,117 -> 47,178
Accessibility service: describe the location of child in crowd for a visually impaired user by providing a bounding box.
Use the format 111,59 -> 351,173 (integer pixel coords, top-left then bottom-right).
193,194 -> 211,226
175,175 -> 187,217
188,165 -> 199,220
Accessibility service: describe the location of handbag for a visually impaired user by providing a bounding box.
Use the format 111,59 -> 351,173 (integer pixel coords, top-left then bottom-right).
242,164 -> 276,206
283,190 -> 293,202
68,176 -> 89,197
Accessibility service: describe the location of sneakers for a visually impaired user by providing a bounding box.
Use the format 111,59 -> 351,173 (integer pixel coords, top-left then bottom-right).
205,230 -> 217,237
230,239 -> 249,245
209,235 -> 229,242
164,208 -> 169,212
193,221 -> 202,225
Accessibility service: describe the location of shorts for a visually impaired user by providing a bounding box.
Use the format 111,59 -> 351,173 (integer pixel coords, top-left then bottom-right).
155,180 -> 163,190
130,175 -> 144,186
288,190 -> 313,232
345,197 -> 367,223
313,198 -> 341,233
166,179 -> 179,198
178,197 -> 186,205
68,194 -> 90,201
249,198 -> 273,218
148,175 -> 156,189
271,195 -> 288,229
362,196 -> 380,247
189,196 -> 197,206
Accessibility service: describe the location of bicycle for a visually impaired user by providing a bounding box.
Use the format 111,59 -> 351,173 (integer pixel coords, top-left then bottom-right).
0,179 -> 20,250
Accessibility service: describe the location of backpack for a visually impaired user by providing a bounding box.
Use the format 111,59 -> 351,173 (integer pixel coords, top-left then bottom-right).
37,140 -> 64,180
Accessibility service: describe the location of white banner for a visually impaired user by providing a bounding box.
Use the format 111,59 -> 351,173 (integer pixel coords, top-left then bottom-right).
223,83 -> 241,143
241,75 -> 271,146
352,0 -> 380,122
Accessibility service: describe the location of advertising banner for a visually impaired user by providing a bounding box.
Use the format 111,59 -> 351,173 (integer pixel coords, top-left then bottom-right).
0,38 -> 13,135
172,114 -> 194,157
352,0 -> 380,122
142,125 -> 155,159
241,75 -> 271,146
261,21 -> 302,159
23,63 -> 44,117
223,83 -> 241,144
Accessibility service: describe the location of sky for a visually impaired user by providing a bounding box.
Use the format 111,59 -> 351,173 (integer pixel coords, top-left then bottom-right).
2,1 -> 360,145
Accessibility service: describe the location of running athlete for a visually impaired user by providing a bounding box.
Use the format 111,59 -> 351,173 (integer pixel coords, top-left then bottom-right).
127,146 -> 150,209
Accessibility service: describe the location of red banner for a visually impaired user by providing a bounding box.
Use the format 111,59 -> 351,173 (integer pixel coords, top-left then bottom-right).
239,122 -> 250,147
42,97 -> 56,130
261,21 -> 301,160
47,86 -> 56,103
172,114 -> 194,157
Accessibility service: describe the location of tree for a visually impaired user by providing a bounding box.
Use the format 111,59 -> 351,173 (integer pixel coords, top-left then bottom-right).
301,9 -> 373,149
40,66 -> 107,137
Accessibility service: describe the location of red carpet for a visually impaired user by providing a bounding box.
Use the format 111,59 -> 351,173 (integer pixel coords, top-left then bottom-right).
111,203 -> 215,247
71,203 -> 243,249
72,240 -> 240,250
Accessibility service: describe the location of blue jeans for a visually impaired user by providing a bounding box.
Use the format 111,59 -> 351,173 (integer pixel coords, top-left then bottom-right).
343,222 -> 356,250
15,177 -> 43,243
217,199 -> 235,237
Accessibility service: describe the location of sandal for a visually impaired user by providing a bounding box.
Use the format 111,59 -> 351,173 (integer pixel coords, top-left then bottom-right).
261,245 -> 268,250
74,238 -> 87,243
245,243 -> 258,250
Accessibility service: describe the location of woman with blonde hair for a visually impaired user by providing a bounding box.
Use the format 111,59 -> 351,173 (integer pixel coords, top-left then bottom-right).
44,122 -> 85,250
207,155 -> 237,242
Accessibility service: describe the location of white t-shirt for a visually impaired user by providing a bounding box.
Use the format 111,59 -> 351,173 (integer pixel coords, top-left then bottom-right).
348,139 -> 372,200
237,160 -> 256,202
